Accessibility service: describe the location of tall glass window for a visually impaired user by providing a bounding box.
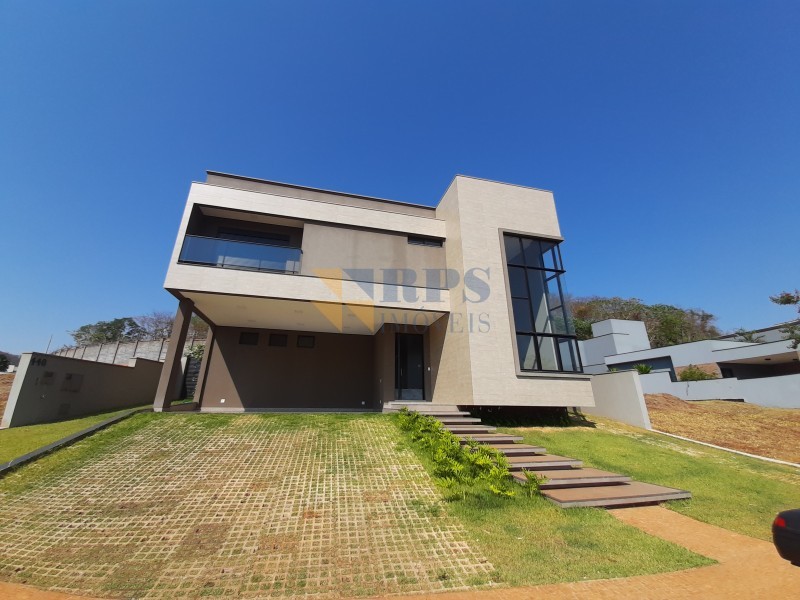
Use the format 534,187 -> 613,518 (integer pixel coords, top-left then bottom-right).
503,234 -> 582,373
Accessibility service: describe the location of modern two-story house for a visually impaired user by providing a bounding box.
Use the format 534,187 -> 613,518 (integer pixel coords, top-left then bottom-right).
153,172 -> 595,412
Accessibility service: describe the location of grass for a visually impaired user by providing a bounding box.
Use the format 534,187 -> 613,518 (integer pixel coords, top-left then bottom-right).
498,416 -> 800,541
0,412 -> 496,598
645,393 -> 800,463
392,416 -> 713,587
0,405 -> 149,464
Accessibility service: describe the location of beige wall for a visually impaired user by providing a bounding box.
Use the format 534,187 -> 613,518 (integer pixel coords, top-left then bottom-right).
300,223 -> 446,287
205,172 -> 436,218
433,176 -> 595,408
201,327 -> 375,410
1,353 -> 161,428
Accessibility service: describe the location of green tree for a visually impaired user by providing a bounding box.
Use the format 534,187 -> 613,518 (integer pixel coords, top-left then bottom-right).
0,355 -> 8,372
70,317 -> 146,346
770,289 -> 800,349
567,296 -> 720,348
732,328 -> 765,343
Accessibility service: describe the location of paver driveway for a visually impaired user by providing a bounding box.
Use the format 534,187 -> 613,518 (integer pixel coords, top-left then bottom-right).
0,413 -> 494,598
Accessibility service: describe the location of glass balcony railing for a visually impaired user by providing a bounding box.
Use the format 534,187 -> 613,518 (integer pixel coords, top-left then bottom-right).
179,235 -> 302,274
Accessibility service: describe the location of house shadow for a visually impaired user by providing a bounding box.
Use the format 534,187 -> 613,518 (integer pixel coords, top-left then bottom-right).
466,406 -> 597,429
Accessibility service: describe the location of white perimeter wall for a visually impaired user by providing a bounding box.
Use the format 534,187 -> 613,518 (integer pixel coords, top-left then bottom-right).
585,371 -> 651,429
640,371 -> 800,408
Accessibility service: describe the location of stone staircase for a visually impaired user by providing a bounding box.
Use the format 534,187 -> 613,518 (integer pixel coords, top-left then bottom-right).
384,402 -> 691,508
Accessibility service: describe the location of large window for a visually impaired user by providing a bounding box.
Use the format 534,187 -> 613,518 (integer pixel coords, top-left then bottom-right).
503,234 -> 582,373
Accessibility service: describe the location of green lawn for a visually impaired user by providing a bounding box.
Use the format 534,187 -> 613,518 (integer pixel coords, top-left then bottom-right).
499,417 -> 800,541
0,406 -> 148,464
392,417 -> 713,587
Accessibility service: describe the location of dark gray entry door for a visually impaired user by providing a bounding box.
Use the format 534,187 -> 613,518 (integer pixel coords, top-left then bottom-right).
395,333 -> 425,400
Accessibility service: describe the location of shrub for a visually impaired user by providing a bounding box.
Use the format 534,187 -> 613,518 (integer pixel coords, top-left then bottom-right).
634,363 -> 653,375
185,344 -> 205,360
395,408 -> 522,499
679,364 -> 716,381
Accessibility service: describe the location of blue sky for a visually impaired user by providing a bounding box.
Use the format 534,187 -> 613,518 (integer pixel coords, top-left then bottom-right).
1,1 -> 798,354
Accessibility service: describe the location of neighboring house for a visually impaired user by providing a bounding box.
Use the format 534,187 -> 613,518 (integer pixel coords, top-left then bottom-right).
154,171 -> 594,412
717,319 -> 800,344
579,319 -> 800,408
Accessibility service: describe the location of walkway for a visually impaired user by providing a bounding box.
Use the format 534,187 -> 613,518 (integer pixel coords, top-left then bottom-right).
383,505 -> 800,599
2,506 -> 798,599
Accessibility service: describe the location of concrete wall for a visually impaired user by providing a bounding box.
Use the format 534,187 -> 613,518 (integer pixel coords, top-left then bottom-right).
300,222 -> 446,287
1,353 -> 161,428
579,319 -> 651,373
54,337 -> 206,366
585,371 -> 651,429
200,327 -> 375,411
434,176 -> 594,407
640,371 -> 800,408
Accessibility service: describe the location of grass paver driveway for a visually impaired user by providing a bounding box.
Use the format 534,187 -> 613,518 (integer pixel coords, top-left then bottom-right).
0,413 -> 494,599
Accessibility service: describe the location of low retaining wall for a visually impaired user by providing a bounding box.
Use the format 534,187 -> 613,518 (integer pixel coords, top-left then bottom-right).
1,353 -> 162,428
53,337 -> 206,366
640,371 -> 800,408
585,371 -> 652,429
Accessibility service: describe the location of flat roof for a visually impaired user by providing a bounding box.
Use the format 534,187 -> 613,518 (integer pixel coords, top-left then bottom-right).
206,170 -> 437,211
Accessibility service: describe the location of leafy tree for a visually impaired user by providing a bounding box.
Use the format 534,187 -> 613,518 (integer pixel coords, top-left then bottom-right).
732,328 -> 765,343
566,296 -> 720,348
0,355 -> 8,372
770,289 -> 800,349
70,317 -> 146,346
188,315 -> 210,339
573,318 -> 593,341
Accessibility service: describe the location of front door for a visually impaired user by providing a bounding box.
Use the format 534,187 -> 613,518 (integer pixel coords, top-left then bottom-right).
395,333 -> 425,400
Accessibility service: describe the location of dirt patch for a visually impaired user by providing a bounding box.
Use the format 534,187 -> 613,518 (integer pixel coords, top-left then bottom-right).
174,523 -> 230,559
645,394 -> 800,463
0,373 -> 14,417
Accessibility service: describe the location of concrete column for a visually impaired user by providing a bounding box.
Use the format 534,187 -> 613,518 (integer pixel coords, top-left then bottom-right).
192,325 -> 215,408
153,298 -> 193,412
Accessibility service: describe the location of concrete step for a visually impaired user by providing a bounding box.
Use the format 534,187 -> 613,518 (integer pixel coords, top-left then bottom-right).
487,443 -> 548,456
542,482 -> 692,508
457,433 -> 524,444
443,425 -> 497,434
512,468 -> 631,489
436,417 -> 483,424
506,454 -> 583,470
384,402 -> 461,411
385,409 -> 472,417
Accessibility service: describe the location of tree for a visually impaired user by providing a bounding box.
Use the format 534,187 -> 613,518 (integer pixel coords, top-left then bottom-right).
188,315 -> 210,339
135,311 -> 174,340
732,328 -> 765,343
70,317 -> 146,346
566,296 -> 721,348
770,289 -> 800,349
0,355 -> 8,372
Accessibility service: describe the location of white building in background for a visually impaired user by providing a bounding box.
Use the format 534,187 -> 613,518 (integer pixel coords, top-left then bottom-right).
579,319 -> 800,408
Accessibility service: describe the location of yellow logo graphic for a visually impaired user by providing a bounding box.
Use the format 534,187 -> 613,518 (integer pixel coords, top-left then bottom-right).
311,268 -> 376,332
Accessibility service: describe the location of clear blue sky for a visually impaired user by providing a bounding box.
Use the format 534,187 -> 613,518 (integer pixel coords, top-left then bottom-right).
1,1 -> 798,354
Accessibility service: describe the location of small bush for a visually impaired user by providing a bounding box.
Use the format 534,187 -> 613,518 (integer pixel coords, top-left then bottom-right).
395,409 -> 523,499
185,344 -> 205,360
634,363 -> 652,375
679,364 -> 716,381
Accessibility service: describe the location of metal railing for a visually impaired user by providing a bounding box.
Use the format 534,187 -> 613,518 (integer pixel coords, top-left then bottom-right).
178,235 -> 302,274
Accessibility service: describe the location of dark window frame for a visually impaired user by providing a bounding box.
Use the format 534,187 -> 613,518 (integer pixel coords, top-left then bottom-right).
297,335 -> 315,348
239,331 -> 259,346
407,236 -> 444,247
503,234 -> 583,374
268,333 -> 288,347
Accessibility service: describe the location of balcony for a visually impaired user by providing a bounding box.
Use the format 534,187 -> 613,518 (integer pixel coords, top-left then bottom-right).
179,235 -> 302,274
